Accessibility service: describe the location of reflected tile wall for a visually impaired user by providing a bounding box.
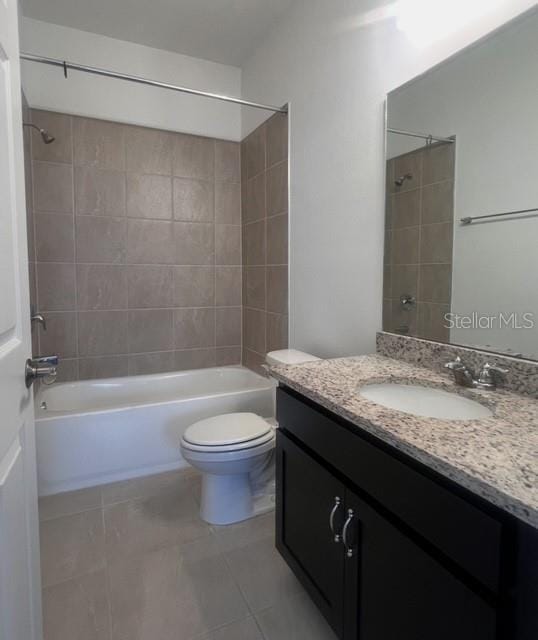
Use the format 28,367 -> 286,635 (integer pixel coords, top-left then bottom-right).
241,113 -> 289,372
27,110 -> 242,380
383,141 -> 455,343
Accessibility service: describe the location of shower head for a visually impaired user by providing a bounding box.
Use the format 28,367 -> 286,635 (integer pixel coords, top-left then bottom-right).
394,173 -> 412,187
23,122 -> 55,144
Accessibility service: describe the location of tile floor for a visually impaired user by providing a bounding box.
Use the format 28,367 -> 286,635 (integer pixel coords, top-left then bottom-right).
38,469 -> 337,640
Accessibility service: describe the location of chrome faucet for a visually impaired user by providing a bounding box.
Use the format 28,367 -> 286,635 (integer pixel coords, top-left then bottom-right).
445,357 -> 508,390
31,313 -> 47,331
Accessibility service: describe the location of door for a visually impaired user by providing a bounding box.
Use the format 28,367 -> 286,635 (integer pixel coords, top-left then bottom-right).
276,430 -> 345,637
0,1 -> 43,639
344,491 -> 497,640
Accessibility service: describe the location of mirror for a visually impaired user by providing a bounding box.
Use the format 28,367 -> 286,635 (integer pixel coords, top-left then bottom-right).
383,8 -> 538,361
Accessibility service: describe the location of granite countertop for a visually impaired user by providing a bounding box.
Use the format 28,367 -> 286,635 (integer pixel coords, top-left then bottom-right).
269,354 -> 538,529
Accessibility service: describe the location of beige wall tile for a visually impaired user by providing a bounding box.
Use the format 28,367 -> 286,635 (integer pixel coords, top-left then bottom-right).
266,313 -> 288,353
423,143 -> 455,185
175,348 -> 216,370
35,214 -> 75,262
391,226 -> 419,265
174,222 -> 214,265
215,182 -> 241,224
243,220 -> 265,266
55,359 -> 79,382
126,219 -> 175,264
245,126 -> 266,179
216,307 -> 241,347
173,266 -> 215,307
79,356 -> 129,380
244,266 -> 265,310
127,265 -> 174,308
417,302 -> 450,342
266,161 -> 287,217
215,347 -> 241,366
215,140 -> 240,183
77,264 -> 127,310
30,110 -> 72,164
266,266 -> 288,314
37,263 -> 76,311
243,308 -> 265,354
216,267 -> 241,307
75,166 -> 126,216
39,509 -> 105,587
128,309 -> 174,353
245,173 -> 265,224
173,308 -> 215,349
126,173 -> 172,219
419,264 -> 452,304
391,299 -> 418,335
266,213 -> 288,265
383,265 -> 392,299
42,569 -> 110,640
76,216 -> 126,264
78,310 -> 128,356
173,177 -> 214,222
266,113 -> 288,168
73,116 -> 125,170
392,264 -> 418,300
173,133 -> 215,179
39,312 -> 77,359
128,351 -> 175,376
392,189 -> 420,228
421,180 -> 454,224
125,125 -> 172,175
420,223 -> 453,264
216,225 -> 241,265
33,162 -> 74,213
242,348 -> 266,375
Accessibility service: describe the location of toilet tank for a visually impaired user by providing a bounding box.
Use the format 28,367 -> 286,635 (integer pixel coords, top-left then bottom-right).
265,349 -> 321,366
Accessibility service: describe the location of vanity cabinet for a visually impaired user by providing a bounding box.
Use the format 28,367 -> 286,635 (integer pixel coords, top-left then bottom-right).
275,387 -> 538,640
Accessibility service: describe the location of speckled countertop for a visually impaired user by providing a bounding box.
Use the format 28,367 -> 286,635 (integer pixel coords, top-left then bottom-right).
269,354 -> 538,529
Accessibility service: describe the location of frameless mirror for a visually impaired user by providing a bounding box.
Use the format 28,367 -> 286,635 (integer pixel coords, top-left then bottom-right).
383,7 -> 538,361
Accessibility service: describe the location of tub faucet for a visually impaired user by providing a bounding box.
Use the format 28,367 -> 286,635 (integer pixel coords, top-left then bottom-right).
445,357 -> 508,390
31,313 -> 47,331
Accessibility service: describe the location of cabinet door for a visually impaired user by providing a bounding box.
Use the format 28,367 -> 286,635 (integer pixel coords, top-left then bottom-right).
343,491 -> 498,640
276,430 -> 346,637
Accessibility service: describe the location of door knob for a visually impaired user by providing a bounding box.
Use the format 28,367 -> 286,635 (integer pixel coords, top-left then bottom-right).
25,355 -> 59,388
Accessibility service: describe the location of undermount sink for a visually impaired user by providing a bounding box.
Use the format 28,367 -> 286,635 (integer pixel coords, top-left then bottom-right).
358,383 -> 493,421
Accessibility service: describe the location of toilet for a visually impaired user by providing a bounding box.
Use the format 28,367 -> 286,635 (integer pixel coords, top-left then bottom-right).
180,349 -> 320,525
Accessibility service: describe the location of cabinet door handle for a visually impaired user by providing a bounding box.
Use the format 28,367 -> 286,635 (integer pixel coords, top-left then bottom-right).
329,496 -> 342,542
342,508 -> 356,558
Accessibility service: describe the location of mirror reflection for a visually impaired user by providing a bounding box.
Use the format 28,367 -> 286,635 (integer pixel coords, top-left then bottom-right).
384,9 -> 538,360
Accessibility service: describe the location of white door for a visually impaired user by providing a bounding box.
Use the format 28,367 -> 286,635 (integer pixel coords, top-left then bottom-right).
0,0 -> 43,638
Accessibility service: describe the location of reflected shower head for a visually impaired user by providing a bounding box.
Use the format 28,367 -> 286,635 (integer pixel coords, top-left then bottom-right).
394,173 -> 412,187
23,122 -> 55,144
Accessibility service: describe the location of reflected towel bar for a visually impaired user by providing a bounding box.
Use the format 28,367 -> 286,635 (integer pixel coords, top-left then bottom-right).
460,207 -> 538,225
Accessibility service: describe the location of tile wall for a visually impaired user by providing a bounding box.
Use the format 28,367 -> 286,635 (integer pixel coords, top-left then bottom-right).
383,141 -> 455,342
241,113 -> 289,372
26,110 -> 243,380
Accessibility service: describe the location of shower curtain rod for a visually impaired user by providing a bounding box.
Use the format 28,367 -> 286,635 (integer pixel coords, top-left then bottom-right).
20,52 -> 288,114
387,127 -> 454,144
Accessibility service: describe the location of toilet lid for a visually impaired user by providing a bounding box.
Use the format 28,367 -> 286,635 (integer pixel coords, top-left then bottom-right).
183,413 -> 272,447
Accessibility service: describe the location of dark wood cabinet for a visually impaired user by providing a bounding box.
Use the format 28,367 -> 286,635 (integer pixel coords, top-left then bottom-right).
275,386 -> 538,640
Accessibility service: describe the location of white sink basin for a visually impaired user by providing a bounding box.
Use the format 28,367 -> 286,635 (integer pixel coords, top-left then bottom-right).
358,383 -> 493,421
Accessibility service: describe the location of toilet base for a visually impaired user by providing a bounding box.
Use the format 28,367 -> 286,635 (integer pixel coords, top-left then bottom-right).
199,472 -> 275,525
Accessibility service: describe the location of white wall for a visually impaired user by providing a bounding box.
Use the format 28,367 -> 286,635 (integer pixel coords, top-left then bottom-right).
241,0 -> 537,358
20,18 -> 242,140
387,10 -> 538,358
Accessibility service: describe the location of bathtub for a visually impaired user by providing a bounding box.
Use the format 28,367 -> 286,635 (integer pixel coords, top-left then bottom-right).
35,366 -> 276,496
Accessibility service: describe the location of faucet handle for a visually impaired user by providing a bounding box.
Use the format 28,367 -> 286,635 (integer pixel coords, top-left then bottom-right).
445,356 -> 465,370
477,362 -> 509,389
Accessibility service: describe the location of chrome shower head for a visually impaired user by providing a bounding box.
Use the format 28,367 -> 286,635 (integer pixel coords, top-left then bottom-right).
394,173 -> 412,187
23,122 -> 55,144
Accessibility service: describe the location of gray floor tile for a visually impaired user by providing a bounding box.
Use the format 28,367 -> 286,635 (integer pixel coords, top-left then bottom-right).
197,617 -> 264,640
40,509 -> 106,587
42,569 -> 110,640
104,484 -> 211,560
211,512 -> 275,554
108,537 -> 249,640
255,590 -> 337,640
224,535 -> 304,613
39,486 -> 102,521
101,468 -> 197,505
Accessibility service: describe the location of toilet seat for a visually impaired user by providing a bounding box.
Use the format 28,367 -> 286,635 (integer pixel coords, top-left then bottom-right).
181,412 -> 273,453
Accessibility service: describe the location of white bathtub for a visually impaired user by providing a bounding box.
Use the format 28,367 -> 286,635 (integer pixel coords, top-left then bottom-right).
35,366 -> 276,496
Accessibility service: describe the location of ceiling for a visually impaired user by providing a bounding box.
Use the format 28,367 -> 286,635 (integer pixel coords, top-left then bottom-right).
21,0 -> 295,67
